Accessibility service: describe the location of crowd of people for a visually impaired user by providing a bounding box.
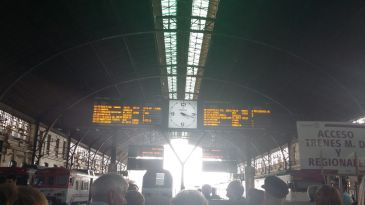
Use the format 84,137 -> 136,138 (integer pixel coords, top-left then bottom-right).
1,173 -> 365,205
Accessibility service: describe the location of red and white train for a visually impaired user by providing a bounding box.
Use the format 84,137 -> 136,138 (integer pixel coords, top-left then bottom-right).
0,167 -> 98,205
33,167 -> 97,205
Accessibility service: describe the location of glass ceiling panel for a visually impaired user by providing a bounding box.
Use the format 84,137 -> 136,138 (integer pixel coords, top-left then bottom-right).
169,93 -> 177,99
158,0 -> 217,99
185,93 -> 194,100
191,18 -> 206,31
192,0 -> 209,17
161,0 -> 177,99
187,66 -> 198,76
167,66 -> 177,75
168,76 -> 177,93
185,76 -> 196,93
161,0 -> 177,16
187,32 -> 204,66
163,18 -> 177,30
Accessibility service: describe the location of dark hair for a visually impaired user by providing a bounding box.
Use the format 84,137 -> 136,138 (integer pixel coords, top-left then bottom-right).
247,188 -> 264,205
316,185 -> 342,205
226,180 -> 244,200
6,175 -> 17,181
126,190 -> 145,205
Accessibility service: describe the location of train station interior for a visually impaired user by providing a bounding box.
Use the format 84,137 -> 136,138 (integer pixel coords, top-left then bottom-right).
1,0 -> 365,205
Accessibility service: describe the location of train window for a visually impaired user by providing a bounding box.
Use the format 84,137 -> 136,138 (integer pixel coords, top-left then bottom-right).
69,177 -> 74,186
34,176 -> 45,185
75,180 -> 79,190
55,176 -> 68,185
48,176 -> 54,185
16,176 -> 28,185
84,182 -> 89,190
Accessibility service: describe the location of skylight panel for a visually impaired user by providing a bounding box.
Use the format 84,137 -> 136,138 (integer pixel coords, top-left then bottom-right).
169,93 -> 177,99
168,76 -> 177,93
185,76 -> 196,93
161,0 -> 177,16
187,66 -> 198,76
167,66 -> 177,75
163,18 -> 177,30
187,32 -> 204,66
191,19 -> 206,31
185,93 -> 194,100
192,0 -> 209,17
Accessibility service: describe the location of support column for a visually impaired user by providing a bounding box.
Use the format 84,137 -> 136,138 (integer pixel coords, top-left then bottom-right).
87,146 -> 91,170
31,121 -> 40,165
65,133 -> 72,169
244,137 -> 255,191
108,136 -> 117,173
245,162 -> 255,191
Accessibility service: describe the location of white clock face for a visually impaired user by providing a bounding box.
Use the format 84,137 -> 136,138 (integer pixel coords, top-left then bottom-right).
168,100 -> 198,129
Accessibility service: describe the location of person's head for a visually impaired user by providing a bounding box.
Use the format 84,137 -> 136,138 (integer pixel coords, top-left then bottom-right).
247,188 -> 264,205
358,177 -> 365,205
128,181 -> 139,191
0,183 -> 17,205
201,184 -> 212,199
212,187 -> 217,195
307,185 -> 320,202
262,176 -> 288,205
171,190 -> 208,205
226,180 -> 244,200
126,190 -> 145,205
91,173 -> 128,205
13,186 -> 48,205
315,185 -> 342,205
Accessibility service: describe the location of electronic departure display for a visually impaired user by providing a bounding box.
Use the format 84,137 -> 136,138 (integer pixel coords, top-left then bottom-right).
127,145 -> 164,170
202,147 -> 237,173
203,107 -> 271,128
203,147 -> 231,160
128,145 -> 164,158
92,104 -> 162,126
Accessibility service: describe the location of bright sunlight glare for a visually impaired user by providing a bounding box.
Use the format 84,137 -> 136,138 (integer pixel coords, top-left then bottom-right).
128,139 -> 232,198
164,139 -> 231,197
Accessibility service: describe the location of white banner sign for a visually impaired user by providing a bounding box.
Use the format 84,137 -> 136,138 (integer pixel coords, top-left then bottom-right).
297,121 -> 365,174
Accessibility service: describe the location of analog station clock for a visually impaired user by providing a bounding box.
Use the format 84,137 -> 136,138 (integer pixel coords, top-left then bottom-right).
168,100 -> 198,129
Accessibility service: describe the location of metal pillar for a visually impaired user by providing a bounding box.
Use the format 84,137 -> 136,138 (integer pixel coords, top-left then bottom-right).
108,136 -> 117,173
65,133 -> 72,169
31,121 -> 40,165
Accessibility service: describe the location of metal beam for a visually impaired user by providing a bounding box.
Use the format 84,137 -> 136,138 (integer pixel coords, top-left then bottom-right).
122,37 -> 147,102
68,128 -> 91,169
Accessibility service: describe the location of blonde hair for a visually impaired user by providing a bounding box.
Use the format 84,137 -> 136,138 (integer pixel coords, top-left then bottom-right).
358,177 -> 365,205
14,186 -> 48,205
0,183 -> 17,205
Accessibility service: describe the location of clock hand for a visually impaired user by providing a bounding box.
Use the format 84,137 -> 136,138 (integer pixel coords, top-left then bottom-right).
180,112 -> 196,118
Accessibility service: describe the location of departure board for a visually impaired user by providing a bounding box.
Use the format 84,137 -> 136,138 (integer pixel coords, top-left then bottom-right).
203,107 -> 271,128
203,147 -> 233,160
128,145 -> 164,170
92,104 -> 162,126
128,145 -> 164,158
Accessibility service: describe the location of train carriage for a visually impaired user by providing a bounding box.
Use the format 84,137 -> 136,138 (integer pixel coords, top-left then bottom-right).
33,167 -> 97,205
0,166 -> 37,185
